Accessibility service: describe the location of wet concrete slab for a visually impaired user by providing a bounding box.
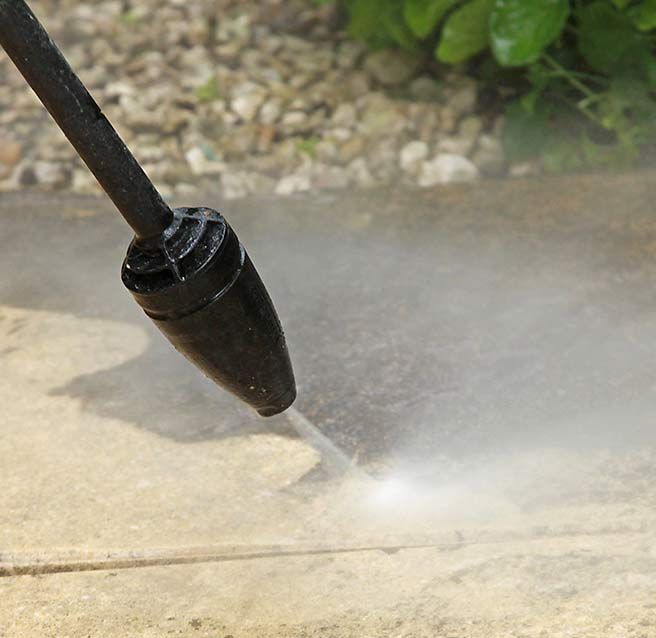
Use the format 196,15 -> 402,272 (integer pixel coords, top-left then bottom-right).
4,534 -> 656,637
4,174 -> 656,464
2,174 -> 656,636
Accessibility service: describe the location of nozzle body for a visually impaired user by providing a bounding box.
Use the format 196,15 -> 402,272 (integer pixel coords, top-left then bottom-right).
122,208 -> 296,417
1,0 -> 296,415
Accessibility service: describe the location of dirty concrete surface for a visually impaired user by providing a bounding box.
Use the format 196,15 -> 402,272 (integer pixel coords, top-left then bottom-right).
2,174 -> 656,636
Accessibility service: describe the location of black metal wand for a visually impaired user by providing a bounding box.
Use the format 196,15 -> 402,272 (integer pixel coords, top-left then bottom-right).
0,0 -> 172,243
0,0 -> 297,416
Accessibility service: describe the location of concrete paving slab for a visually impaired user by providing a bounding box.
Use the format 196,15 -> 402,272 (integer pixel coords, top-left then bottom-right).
3,534 -> 656,637
2,174 -> 656,635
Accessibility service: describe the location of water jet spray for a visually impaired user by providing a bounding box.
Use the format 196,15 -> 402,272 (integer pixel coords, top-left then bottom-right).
0,0 -> 296,416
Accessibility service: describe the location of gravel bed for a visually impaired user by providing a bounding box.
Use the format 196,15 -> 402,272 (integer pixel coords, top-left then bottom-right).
0,0 -> 534,200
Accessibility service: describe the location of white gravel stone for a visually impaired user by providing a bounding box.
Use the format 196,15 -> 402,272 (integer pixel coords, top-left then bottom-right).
345,72 -> 371,99
367,137 -> 398,179
248,172 -> 276,195
358,96 -> 406,136
337,41 -> 364,69
281,111 -> 308,128
0,1 -> 509,197
312,163 -> 350,190
231,93 -> 265,122
472,134 -> 506,175
275,174 -> 311,196
509,161 -> 541,178
221,171 -> 252,200
120,96 -> 165,131
185,147 -> 226,176
71,169 -> 100,195
331,103 -> 357,128
174,182 -> 196,197
315,140 -> 339,162
418,154 -> 479,187
364,50 -> 420,86
348,157 -> 376,187
33,161 -> 69,188
259,98 -> 283,125
328,127 -> 353,142
459,115 -> 483,142
439,106 -> 458,134
399,141 -> 429,175
409,76 -> 442,102
448,83 -> 477,117
338,137 -> 365,164
436,136 -> 474,157
103,81 -> 136,100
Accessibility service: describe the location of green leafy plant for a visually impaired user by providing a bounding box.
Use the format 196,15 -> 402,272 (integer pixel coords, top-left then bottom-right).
195,76 -> 221,103
296,136 -> 320,157
118,10 -> 141,26
332,0 -> 656,170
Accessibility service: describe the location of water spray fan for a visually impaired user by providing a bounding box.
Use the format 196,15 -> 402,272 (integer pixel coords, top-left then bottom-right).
0,0 -> 296,416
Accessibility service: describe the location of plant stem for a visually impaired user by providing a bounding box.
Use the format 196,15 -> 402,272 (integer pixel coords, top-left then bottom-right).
558,94 -> 605,128
545,70 -> 606,85
564,23 -> 579,37
542,53 -> 597,99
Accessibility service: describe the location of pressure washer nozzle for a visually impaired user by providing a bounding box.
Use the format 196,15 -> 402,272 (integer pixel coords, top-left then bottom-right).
0,0 -> 296,416
122,207 -> 296,417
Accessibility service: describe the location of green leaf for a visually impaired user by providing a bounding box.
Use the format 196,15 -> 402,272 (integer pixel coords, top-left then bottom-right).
476,55 -> 521,87
611,0 -> 630,8
403,0 -> 458,38
581,135 -> 640,169
195,76 -> 221,102
490,0 -> 569,66
382,1 -> 421,51
628,0 -> 656,31
119,10 -> 140,26
526,62 -> 551,91
601,76 -> 654,142
502,100 -> 551,162
578,2 -> 648,73
436,0 -> 494,63
296,137 -> 320,157
542,138 -> 585,173
640,49 -> 656,88
517,63 -> 552,113
345,0 -> 395,48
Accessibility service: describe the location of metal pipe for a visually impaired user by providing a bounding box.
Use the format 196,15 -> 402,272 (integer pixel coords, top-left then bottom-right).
0,0 -> 297,415
0,0 -> 173,242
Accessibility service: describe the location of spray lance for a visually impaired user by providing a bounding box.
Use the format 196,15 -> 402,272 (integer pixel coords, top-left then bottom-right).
0,0 -> 296,417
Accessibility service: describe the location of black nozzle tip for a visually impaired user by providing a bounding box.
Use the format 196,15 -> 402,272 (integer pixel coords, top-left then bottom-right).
257,385 -> 297,417
121,206 -> 296,416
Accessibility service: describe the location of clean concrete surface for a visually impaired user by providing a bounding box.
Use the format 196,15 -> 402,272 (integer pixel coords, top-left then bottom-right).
2,175 -> 656,636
